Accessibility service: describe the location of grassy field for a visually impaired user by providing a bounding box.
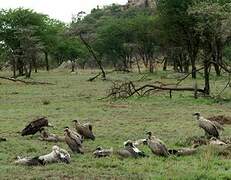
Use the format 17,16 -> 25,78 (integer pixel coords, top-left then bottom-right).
0,69 -> 230,180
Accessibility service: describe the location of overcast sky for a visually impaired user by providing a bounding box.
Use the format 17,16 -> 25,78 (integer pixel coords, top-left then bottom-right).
0,0 -> 127,22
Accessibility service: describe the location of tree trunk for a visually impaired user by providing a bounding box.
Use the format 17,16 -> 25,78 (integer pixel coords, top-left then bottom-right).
135,57 -> 141,74
79,34 -> 106,79
191,56 -> 196,79
204,56 -> 210,95
71,61 -> 75,72
17,57 -> 24,76
149,59 -> 154,73
163,57 -> 167,71
213,63 -> 221,76
33,55 -> 38,73
45,51 -> 49,71
27,62 -> 32,78
12,56 -> 16,78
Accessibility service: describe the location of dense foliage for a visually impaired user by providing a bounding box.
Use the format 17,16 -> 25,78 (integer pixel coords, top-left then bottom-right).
0,0 -> 231,94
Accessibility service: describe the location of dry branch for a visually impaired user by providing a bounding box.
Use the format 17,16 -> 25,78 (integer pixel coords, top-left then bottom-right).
87,73 -> 101,82
87,70 -> 116,82
176,67 -> 204,85
105,81 -> 205,99
0,76 -> 55,85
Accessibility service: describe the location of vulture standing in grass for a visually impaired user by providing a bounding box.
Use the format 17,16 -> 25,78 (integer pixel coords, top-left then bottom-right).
21,117 -> 53,136
93,146 -> 113,158
117,140 -> 146,158
193,112 -> 220,138
73,120 -> 95,141
145,132 -> 169,157
64,127 -> 84,154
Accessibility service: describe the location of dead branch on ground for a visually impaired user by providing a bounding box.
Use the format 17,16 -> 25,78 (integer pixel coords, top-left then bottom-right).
0,76 -> 55,85
104,81 -> 205,99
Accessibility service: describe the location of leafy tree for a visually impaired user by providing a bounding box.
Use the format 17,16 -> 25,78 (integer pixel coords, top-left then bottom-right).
188,1 -> 231,94
158,0 -> 200,78
0,8 -> 46,77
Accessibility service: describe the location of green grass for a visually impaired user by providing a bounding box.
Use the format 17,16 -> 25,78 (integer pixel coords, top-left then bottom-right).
0,69 -> 230,179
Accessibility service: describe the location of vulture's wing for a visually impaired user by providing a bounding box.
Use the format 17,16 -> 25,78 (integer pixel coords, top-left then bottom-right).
148,140 -> 169,157
117,149 -> 132,158
211,121 -> 224,131
83,123 -> 93,131
199,120 -> 219,137
69,133 -> 82,146
21,117 -> 48,136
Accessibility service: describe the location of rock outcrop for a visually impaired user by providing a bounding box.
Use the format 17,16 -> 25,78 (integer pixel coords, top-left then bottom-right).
125,0 -> 157,9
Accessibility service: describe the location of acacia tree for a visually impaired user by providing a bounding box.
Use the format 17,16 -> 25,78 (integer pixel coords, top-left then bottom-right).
53,35 -> 87,72
158,0 -> 200,78
94,17 -> 134,72
0,8 -> 46,77
189,1 -> 231,94
131,14 -> 160,73
39,18 -> 65,71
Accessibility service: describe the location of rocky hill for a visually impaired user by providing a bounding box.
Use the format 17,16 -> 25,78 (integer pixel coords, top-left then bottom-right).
125,0 -> 157,9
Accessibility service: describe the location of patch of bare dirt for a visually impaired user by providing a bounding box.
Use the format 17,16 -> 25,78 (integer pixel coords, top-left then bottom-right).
208,115 -> 231,125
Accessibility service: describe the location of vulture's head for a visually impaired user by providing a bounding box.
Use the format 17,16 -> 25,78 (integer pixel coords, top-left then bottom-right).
124,140 -> 134,148
72,119 -> 79,124
39,128 -> 45,133
52,145 -> 60,151
142,139 -> 148,145
193,112 -> 201,119
94,146 -> 103,151
48,123 -> 53,127
64,127 -> 70,135
146,131 -> 152,139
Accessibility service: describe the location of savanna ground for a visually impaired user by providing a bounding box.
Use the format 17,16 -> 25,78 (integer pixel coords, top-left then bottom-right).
0,68 -> 231,180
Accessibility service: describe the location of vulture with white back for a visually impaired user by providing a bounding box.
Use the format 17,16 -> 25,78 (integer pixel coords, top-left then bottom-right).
117,140 -> 146,158
93,146 -> 113,158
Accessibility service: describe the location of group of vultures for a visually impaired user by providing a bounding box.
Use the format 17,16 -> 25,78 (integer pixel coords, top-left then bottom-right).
0,112 -> 229,166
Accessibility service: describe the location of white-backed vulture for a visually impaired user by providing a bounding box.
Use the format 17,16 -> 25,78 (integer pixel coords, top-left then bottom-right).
117,140 -> 146,158
15,146 -> 70,165
145,132 -> 169,157
193,112 -> 220,138
168,147 -> 197,156
39,145 -> 71,164
209,137 -> 227,146
73,120 -> 95,141
124,139 -> 147,147
21,117 -> 53,136
64,127 -> 84,154
14,156 -> 45,166
93,147 -> 113,158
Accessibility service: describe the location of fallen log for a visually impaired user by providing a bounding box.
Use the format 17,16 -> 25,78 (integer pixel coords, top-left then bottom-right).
0,76 -> 55,85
